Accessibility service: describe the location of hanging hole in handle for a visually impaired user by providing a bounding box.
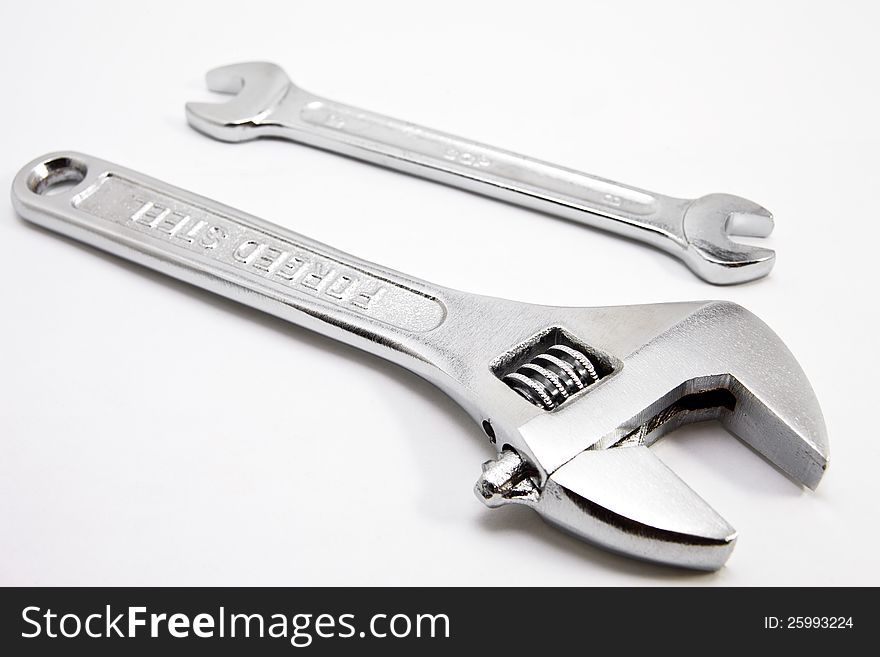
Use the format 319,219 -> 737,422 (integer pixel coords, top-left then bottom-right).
26,157 -> 88,196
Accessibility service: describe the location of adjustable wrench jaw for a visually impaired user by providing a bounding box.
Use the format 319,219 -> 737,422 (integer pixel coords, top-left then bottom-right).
466,300 -> 828,570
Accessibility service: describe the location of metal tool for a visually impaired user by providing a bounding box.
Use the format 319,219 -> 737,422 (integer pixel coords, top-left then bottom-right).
12,152 -> 827,570
186,61 -> 776,285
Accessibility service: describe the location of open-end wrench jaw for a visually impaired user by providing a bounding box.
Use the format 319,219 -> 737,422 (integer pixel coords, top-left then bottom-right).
681,194 -> 776,285
185,62 -> 295,142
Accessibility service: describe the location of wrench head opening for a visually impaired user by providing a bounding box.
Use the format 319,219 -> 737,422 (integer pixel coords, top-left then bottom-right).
185,62 -> 294,142
476,301 -> 827,570
681,193 -> 776,285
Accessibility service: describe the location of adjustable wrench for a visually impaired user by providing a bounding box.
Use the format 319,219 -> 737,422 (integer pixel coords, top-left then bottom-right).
12,152 -> 826,570
186,62 -> 775,285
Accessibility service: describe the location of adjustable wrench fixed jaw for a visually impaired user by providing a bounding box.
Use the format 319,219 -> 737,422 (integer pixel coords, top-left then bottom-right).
12,153 -> 827,571
186,61 -> 776,285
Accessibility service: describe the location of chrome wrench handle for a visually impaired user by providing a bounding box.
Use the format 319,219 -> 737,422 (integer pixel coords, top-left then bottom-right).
11,153 -> 453,375
186,62 -> 775,285
275,92 -> 681,239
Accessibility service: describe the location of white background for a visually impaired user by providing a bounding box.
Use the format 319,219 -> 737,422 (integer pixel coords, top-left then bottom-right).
1,1 -> 877,586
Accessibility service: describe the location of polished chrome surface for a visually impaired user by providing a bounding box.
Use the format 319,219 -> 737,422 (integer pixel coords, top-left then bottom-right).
12,152 -> 826,571
186,62 -> 775,285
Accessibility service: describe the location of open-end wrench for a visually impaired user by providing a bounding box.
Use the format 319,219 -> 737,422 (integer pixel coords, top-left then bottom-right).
12,152 -> 826,570
186,62 -> 775,285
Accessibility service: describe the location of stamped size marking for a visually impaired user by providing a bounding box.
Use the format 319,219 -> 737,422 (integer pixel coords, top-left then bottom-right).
302,102 -> 369,133
73,176 -> 446,332
444,148 -> 491,168
603,193 -> 623,208
300,102 -> 494,170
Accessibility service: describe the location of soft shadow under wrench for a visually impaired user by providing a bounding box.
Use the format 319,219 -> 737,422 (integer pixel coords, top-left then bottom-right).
12,152 -> 826,570
186,62 -> 775,285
